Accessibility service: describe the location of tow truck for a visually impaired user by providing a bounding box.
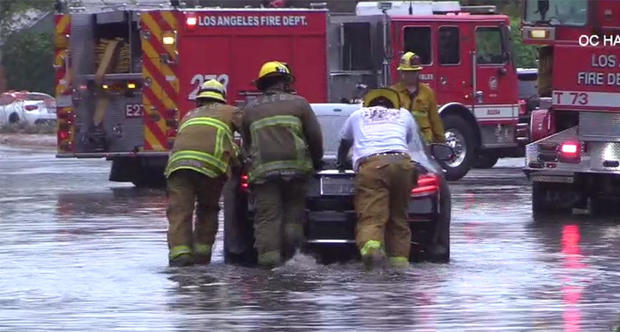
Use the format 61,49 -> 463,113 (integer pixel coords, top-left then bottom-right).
54,0 -> 526,184
521,0 -> 620,214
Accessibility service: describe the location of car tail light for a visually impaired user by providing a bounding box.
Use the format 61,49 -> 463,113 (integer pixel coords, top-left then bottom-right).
24,105 -> 38,111
411,173 -> 439,197
559,141 -> 581,163
240,174 -> 249,192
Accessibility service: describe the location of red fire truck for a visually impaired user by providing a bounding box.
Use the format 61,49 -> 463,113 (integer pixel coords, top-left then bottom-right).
54,1 -> 525,184
522,0 -> 620,214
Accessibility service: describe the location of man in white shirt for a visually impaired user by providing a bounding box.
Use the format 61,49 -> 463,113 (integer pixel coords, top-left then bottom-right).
337,88 -> 418,269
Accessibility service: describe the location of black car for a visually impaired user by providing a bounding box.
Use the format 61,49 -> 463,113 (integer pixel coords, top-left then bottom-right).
223,103 -> 452,265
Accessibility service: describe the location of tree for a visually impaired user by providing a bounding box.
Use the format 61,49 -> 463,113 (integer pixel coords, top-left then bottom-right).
1,0 -> 54,94
1,0 -> 54,39
1,32 -> 54,94
510,17 -> 538,68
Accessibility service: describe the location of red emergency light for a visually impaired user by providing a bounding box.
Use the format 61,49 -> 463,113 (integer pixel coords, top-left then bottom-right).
240,174 -> 249,192
186,15 -> 197,29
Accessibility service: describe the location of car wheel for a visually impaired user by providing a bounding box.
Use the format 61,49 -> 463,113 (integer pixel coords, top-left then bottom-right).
223,170 -> 257,265
440,115 -> 477,181
128,159 -> 166,188
8,113 -> 19,124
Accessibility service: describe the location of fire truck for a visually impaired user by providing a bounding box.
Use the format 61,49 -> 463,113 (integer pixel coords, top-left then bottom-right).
54,1 -> 525,185
522,0 -> 620,214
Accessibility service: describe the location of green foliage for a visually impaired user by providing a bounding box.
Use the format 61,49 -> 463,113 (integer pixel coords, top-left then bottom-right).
1,32 -> 54,94
510,17 -> 538,68
1,0 -> 54,38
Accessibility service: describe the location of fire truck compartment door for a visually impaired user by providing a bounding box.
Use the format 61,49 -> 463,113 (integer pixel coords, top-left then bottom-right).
473,25 -> 518,123
435,24 -> 472,107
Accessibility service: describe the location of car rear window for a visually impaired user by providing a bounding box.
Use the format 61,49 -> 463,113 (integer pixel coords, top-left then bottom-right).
313,105 -> 426,159
317,114 -> 350,156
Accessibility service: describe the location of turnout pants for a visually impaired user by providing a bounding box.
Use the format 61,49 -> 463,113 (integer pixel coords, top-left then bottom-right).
252,178 -> 307,264
354,155 -> 416,260
166,169 -> 225,260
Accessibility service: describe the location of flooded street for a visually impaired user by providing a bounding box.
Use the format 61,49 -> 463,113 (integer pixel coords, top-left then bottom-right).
1,145 -> 619,331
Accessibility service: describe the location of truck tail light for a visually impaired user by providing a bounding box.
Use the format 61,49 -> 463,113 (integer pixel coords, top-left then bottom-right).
411,173 -> 439,197
24,105 -> 38,111
559,141 -> 581,163
58,129 -> 70,141
240,174 -> 249,192
518,99 -> 527,116
561,142 -> 578,155
56,107 -> 74,152
57,120 -> 74,152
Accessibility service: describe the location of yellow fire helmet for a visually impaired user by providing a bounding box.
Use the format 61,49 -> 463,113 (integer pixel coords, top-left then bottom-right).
256,60 -> 294,82
397,51 -> 423,71
362,88 -> 401,109
196,79 -> 226,103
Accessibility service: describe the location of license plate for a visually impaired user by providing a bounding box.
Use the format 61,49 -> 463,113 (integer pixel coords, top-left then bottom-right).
320,176 -> 355,196
125,103 -> 144,118
531,175 -> 574,183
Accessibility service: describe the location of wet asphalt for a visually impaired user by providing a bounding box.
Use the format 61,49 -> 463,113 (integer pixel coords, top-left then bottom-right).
0,145 -> 619,331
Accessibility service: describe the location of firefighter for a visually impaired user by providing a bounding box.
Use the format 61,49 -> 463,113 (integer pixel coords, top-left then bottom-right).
242,61 -> 323,268
164,79 -> 242,267
337,88 -> 418,270
391,52 -> 445,143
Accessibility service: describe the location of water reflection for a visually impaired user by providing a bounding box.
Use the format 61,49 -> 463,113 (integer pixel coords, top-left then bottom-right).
561,224 -> 585,332
3,147 -> 620,330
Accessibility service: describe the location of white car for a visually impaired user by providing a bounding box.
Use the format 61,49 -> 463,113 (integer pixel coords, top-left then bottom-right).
0,92 -> 57,126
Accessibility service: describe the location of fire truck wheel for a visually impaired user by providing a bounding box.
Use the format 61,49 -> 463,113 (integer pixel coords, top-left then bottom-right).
131,174 -> 165,188
223,171 -> 257,266
440,115 -> 476,181
474,154 -> 499,169
130,164 -> 166,187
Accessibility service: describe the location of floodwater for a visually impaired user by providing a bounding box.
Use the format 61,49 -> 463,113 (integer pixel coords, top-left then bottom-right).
1,145 -> 619,331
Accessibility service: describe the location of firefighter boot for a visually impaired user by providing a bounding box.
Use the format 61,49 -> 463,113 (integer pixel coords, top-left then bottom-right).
169,245 -> 194,267
194,244 -> 212,265
258,250 -> 282,269
360,240 -> 386,271
388,256 -> 410,269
